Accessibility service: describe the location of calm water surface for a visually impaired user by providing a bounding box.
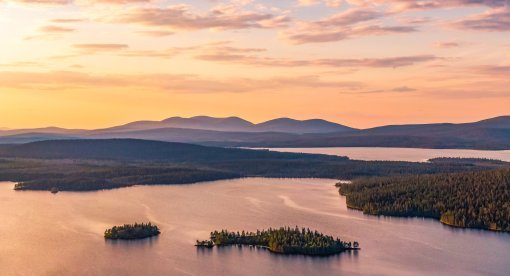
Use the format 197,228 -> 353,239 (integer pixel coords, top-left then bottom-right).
0,178 -> 509,276
261,147 -> 510,162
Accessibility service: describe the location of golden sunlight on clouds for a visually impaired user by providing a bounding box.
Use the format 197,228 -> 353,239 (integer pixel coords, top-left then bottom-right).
0,0 -> 509,128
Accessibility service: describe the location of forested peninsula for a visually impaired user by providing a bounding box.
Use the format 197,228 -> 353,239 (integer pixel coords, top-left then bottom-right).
338,169 -> 510,232
1,139 -> 508,192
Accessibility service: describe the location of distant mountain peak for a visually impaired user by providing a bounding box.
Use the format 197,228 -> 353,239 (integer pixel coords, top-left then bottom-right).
92,116 -> 355,134
160,116 -> 254,132
1,115 -> 509,149
474,116 -> 510,127
255,117 -> 356,134
163,115 -> 251,123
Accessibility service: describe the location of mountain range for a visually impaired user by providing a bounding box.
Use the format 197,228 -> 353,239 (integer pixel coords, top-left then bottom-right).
0,115 -> 509,150
91,116 -> 356,134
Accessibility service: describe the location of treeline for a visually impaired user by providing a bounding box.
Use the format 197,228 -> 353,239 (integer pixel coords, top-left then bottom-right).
2,155 -> 508,191
428,157 -> 509,165
104,222 -> 160,240
0,139 -> 508,191
0,139 -> 346,162
13,165 -> 241,191
210,158 -> 506,180
206,227 -> 358,256
338,169 -> 510,232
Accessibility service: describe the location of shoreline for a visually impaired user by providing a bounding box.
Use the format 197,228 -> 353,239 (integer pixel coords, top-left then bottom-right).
198,244 -> 360,257
13,177 -> 342,193
343,199 -> 508,234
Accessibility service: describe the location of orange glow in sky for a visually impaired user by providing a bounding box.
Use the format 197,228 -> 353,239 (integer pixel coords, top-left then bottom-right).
0,0 -> 509,129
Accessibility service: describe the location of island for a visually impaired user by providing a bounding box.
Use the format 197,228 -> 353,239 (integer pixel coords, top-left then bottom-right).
338,168 -> 510,232
104,222 -> 160,240
196,226 -> 359,256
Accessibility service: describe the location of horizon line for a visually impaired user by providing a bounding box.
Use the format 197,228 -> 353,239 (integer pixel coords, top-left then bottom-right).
1,114 -> 508,132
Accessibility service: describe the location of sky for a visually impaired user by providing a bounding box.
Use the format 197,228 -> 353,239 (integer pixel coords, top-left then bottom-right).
0,0 -> 509,129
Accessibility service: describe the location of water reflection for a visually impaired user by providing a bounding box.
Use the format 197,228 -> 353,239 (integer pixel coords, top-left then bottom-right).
0,178 -> 508,276
105,236 -> 160,247
259,147 -> 510,162
210,244 -> 355,262
196,246 -> 215,256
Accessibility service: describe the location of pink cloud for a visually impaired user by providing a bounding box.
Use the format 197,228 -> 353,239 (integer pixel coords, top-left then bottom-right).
0,71 -> 362,93
451,7 -> 510,31
73,44 -> 129,53
117,4 -> 289,31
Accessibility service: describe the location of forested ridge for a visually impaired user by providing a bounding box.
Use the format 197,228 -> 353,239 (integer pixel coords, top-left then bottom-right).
3,157 -> 505,191
338,169 -> 510,232
0,139 -> 346,162
0,139 -> 508,191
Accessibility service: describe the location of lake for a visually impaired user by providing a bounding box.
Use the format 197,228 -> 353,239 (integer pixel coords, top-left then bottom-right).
0,178 -> 508,276
258,147 -> 510,162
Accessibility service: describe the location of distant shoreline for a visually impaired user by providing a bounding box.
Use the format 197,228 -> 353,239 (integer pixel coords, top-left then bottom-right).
343,201 -> 509,234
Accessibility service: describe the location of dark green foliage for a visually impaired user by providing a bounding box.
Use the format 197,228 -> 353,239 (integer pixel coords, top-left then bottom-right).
211,158 -> 501,179
339,169 -> 510,232
0,139 -> 346,162
104,222 -> 160,240
11,160 -> 241,191
4,156 -> 504,191
0,139 -> 508,191
429,157 -> 509,166
205,227 -> 358,256
195,240 -> 214,248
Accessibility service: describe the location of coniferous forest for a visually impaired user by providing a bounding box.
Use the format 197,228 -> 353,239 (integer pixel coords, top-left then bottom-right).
199,227 -> 358,256
1,139 -> 508,191
338,169 -> 510,232
104,223 -> 160,240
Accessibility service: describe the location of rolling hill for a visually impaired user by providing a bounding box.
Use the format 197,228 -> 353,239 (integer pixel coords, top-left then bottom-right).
0,139 -> 343,162
94,116 -> 255,133
0,116 -> 509,150
1,139 -> 507,191
91,116 -> 355,134
253,118 -> 355,133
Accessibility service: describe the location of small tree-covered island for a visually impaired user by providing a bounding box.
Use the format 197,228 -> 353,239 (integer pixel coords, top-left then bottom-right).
104,223 -> 160,240
196,227 -> 359,256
